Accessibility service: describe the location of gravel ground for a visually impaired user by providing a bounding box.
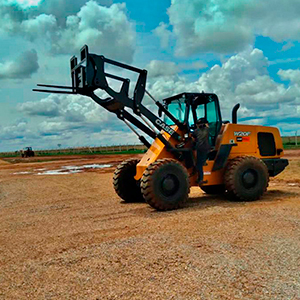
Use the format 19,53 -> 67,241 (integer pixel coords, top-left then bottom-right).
0,153 -> 300,299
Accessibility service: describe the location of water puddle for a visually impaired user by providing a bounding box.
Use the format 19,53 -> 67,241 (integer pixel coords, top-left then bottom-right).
36,164 -> 112,175
37,169 -> 82,175
13,171 -> 32,175
14,164 -> 112,176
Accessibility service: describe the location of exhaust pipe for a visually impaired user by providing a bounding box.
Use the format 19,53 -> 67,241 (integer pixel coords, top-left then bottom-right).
232,103 -> 240,124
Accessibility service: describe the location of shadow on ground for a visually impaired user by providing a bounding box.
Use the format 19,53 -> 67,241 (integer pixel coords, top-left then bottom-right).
128,188 -> 300,218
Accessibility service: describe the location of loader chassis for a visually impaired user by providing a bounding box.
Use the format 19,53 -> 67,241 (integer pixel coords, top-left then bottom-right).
135,123 -> 288,187
34,45 -> 289,211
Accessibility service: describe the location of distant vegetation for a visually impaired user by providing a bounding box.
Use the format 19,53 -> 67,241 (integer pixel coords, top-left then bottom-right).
283,144 -> 300,150
282,136 -> 300,149
0,145 -> 147,158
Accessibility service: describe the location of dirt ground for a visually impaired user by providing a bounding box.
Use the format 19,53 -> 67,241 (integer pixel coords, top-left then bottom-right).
0,151 -> 300,299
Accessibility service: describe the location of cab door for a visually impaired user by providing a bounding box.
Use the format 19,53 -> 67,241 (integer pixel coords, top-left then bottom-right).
205,97 -> 222,146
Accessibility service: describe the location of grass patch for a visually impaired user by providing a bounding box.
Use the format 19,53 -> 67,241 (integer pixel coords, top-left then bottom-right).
283,144 -> 300,150
36,149 -> 146,156
0,153 -> 19,158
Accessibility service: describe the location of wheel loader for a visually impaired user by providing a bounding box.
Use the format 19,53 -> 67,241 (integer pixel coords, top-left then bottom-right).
34,45 -> 289,211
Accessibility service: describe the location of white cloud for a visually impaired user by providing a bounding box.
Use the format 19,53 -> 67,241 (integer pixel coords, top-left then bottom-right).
19,94 -> 110,124
2,0 -> 112,22
38,120 -> 82,135
18,93 -> 127,137
21,14 -> 57,41
147,48 -> 300,125
235,76 -> 295,106
145,60 -> 207,78
0,49 -> 39,79
19,96 -> 60,117
269,57 -> 300,66
0,0 -> 136,62
278,69 -> 300,85
31,0 -> 112,25
10,92 -> 138,150
145,60 -> 208,79
280,41 -> 295,52
161,0 -> 300,56
0,121 -> 33,141
192,48 -> 271,109
146,60 -> 179,78
179,61 -> 208,71
51,1 -> 135,61
153,22 -> 172,49
166,0 -> 253,55
252,1 -> 300,42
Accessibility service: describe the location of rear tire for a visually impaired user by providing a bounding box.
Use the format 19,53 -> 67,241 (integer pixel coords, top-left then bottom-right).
225,156 -> 269,201
201,185 -> 226,195
140,158 -> 190,211
113,159 -> 144,203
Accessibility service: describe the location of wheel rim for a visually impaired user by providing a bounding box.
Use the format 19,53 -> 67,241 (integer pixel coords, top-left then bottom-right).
242,169 -> 258,189
160,174 -> 180,197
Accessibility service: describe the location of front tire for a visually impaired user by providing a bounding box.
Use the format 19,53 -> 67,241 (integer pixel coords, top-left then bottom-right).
224,156 -> 269,201
113,159 -> 144,203
140,158 -> 190,211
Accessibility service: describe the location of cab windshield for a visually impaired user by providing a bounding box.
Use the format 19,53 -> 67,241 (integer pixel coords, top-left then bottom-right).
164,98 -> 186,125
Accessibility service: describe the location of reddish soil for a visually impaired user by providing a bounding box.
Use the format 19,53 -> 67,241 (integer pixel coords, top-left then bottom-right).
0,152 -> 300,299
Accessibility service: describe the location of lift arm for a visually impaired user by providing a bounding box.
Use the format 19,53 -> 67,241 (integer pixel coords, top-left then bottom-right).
34,45 -> 183,150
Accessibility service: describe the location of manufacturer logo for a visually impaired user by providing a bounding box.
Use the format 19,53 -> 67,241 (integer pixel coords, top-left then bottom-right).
155,119 -> 175,135
234,131 -> 251,137
236,136 -> 250,142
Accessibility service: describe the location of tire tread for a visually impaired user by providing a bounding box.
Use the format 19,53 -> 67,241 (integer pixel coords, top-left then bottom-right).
224,156 -> 269,201
141,158 -> 190,211
113,158 -> 143,202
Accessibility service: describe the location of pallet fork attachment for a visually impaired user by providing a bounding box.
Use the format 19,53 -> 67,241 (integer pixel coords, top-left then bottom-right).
33,45 -> 184,150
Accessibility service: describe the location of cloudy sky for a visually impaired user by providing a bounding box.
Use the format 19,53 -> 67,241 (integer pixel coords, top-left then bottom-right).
1,0 -> 300,151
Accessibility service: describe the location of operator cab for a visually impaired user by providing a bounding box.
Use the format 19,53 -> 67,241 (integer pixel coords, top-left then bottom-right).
162,93 -> 222,146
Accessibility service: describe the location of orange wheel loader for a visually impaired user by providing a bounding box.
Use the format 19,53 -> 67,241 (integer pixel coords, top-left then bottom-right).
34,45 -> 288,211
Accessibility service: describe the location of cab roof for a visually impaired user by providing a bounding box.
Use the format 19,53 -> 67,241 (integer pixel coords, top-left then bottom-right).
163,92 -> 218,105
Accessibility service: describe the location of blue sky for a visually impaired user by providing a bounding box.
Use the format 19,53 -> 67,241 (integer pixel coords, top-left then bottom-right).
0,0 -> 300,151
